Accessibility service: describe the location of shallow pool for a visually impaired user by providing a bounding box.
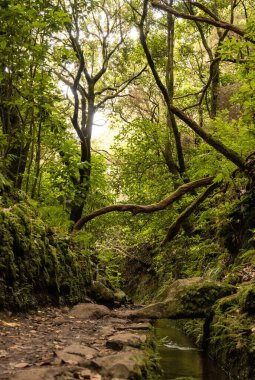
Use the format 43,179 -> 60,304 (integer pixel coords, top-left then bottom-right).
154,319 -> 230,380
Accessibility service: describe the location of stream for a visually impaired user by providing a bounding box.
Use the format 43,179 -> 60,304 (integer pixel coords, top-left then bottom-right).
155,319 -> 230,380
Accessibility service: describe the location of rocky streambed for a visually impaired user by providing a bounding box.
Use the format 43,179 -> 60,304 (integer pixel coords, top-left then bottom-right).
0,303 -> 159,380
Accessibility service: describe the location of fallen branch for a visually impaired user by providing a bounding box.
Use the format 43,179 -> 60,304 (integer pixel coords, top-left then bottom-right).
72,176 -> 214,231
162,182 -> 219,245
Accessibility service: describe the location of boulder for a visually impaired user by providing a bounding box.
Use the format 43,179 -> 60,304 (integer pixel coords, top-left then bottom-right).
92,349 -> 145,379
11,367 -> 101,380
129,279 -> 236,319
55,343 -> 97,365
91,281 -> 115,304
106,332 -> 147,350
114,289 -> 127,304
69,303 -> 111,319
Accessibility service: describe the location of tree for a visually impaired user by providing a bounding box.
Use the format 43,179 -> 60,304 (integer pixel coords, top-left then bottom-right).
0,0 -> 63,191
53,0 -> 145,223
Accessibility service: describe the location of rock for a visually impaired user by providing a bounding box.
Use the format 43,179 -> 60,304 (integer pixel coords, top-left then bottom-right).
69,303 -> 111,319
56,343 -> 97,365
165,277 -> 204,299
91,281 -> 115,304
98,325 -> 115,336
106,332 -> 147,350
108,317 -> 129,324
114,289 -> 127,304
12,367 -> 102,380
129,279 -> 236,319
92,349 -> 145,379
117,322 -> 152,331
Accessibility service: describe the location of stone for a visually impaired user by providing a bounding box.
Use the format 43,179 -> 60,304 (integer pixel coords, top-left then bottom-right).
91,281 -> 115,303
69,303 -> 111,319
92,349 -> 145,379
11,367 -> 102,380
98,325 -> 115,336
116,322 -> 152,331
128,279 -> 236,320
114,289 -> 127,304
56,343 -> 97,365
106,332 -> 147,350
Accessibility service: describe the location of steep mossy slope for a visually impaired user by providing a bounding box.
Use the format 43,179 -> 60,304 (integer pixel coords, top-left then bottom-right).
122,190 -> 255,379
207,282 -> 255,379
0,199 -> 92,310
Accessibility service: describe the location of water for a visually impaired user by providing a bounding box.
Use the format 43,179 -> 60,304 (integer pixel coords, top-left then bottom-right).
155,319 -> 230,380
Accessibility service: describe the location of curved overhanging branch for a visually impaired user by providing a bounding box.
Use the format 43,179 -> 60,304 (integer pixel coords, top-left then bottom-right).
72,176 -> 215,231
151,0 -> 248,39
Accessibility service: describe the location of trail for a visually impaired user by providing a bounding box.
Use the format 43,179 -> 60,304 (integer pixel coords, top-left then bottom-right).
0,303 -> 153,380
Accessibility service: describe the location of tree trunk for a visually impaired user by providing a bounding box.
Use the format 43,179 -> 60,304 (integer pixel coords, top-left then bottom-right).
69,94 -> 94,223
31,122 -> 42,199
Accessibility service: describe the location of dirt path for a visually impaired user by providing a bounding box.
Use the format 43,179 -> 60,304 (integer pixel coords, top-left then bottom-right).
0,303 -> 154,380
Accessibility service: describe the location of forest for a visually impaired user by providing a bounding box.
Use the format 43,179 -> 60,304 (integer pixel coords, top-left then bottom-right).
1,0 -> 255,379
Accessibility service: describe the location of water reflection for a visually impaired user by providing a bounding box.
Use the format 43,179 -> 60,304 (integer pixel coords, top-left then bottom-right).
155,319 -> 230,380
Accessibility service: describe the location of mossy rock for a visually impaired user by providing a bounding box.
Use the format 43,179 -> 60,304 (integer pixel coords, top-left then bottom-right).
179,282 -> 236,313
130,279 -> 236,319
90,281 -> 115,304
0,201 -> 93,311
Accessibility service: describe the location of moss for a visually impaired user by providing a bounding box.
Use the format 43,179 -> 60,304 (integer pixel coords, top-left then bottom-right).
205,284 -> 255,379
179,282 -> 236,313
238,283 -> 255,314
0,200 -> 93,311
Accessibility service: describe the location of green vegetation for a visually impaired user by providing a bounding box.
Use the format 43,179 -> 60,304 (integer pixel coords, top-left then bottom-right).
1,0 -> 255,378
0,197 -> 92,310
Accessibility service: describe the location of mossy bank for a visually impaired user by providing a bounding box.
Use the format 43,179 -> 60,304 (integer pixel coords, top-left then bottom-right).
0,199 -> 92,310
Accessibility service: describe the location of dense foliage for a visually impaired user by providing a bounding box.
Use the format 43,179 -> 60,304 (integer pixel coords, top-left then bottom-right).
1,0 -> 255,292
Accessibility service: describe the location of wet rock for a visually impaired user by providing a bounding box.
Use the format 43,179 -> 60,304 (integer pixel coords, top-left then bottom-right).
56,343 -> 97,365
106,332 -> 147,350
92,349 -> 145,379
69,303 -> 111,319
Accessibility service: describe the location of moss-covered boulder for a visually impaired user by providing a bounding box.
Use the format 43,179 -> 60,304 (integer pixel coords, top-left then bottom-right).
0,201 -> 92,310
90,280 -> 115,304
129,278 -> 236,319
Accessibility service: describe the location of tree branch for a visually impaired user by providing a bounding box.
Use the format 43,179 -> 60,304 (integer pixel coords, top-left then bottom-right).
140,1 -> 245,170
151,0 -> 248,39
162,182 -> 219,244
72,176 -> 215,231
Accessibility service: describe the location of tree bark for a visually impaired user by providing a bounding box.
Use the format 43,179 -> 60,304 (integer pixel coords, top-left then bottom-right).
140,0 -> 186,177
